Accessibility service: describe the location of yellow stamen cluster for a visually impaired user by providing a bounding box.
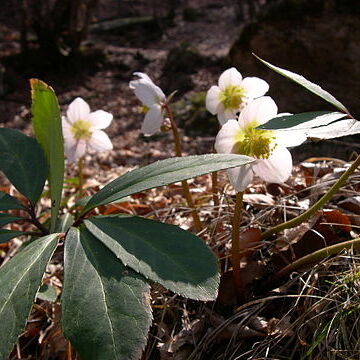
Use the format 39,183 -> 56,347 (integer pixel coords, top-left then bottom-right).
233,121 -> 276,159
219,85 -> 246,110
70,120 -> 92,141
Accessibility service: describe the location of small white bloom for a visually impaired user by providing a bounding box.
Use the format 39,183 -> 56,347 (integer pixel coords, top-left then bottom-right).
215,96 -> 306,192
206,67 -> 269,125
62,97 -> 113,162
129,72 -> 166,136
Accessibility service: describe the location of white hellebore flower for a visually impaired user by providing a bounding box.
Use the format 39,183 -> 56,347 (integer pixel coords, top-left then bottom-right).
215,96 -> 306,192
206,67 -> 269,125
129,72 -> 166,136
62,97 -> 113,162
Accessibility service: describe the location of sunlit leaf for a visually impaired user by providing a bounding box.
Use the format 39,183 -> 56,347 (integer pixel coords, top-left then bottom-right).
83,154 -> 254,213
254,55 -> 349,113
0,129 -> 48,205
62,227 -> 152,360
30,79 -> 64,232
258,111 -> 347,130
85,215 -> 219,300
0,234 -> 59,359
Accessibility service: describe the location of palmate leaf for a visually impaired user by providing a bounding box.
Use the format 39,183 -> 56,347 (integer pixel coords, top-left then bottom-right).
0,214 -> 23,227
254,55 -> 349,114
85,215 -> 219,300
258,111 -> 347,130
0,229 -> 28,243
0,129 -> 48,205
0,234 -> 59,359
62,227 -> 152,360
82,154 -> 254,213
30,79 -> 64,232
0,191 -> 24,211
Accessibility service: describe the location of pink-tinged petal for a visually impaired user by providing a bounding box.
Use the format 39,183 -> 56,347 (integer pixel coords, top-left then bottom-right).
227,164 -> 254,192
275,129 -> 307,148
89,110 -> 113,129
65,140 -> 87,163
238,96 -> 278,127
141,104 -> 163,136
218,68 -> 243,90
66,97 -> 91,123
89,130 -> 113,152
253,146 -> 292,184
205,86 -> 221,114
215,119 -> 241,154
241,77 -> 269,99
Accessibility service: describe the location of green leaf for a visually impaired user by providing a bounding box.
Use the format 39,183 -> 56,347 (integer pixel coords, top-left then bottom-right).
258,111 -> 347,130
83,154 -> 254,212
54,213 -> 74,233
0,229 -> 27,243
62,227 -> 152,360
254,55 -> 349,113
0,234 -> 59,359
0,191 -> 24,210
85,215 -> 219,300
0,214 -> 23,227
30,79 -> 64,232
0,128 -> 48,205
37,284 -> 57,302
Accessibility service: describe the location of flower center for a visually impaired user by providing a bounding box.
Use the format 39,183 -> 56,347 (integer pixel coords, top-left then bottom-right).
219,85 -> 246,110
70,119 -> 92,141
232,121 -> 276,159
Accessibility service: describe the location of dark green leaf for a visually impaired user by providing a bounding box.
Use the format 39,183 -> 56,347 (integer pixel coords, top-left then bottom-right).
0,234 -> 59,359
258,111 -> 347,130
0,214 -> 23,227
85,215 -> 219,300
30,79 -> 64,232
0,128 -> 48,205
0,191 -> 24,210
254,55 -> 349,113
37,284 -> 57,302
83,154 -> 254,212
62,227 -> 152,360
0,229 -> 27,243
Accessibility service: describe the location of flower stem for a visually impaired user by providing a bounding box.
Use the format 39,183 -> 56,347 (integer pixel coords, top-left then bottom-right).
232,191 -> 245,302
261,154 -> 360,240
78,156 -> 84,199
164,103 -> 203,233
212,171 -> 220,208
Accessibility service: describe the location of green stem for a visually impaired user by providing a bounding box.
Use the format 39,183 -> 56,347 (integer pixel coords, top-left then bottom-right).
270,237 -> 360,285
78,156 -> 84,199
261,154 -> 360,240
232,191 -> 245,302
164,103 -> 203,233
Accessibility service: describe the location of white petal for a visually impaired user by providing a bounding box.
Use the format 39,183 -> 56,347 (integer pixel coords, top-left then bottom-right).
238,96 -> 278,127
89,110 -> 113,129
141,104 -> 163,136
89,130 -> 113,152
218,68 -> 243,90
130,73 -> 165,106
252,146 -> 292,184
241,77 -> 269,99
66,97 -> 91,123
132,72 -> 153,84
65,140 -> 87,163
275,129 -> 307,148
215,119 -> 241,154
217,107 -> 238,125
205,86 -> 221,114
227,164 -> 254,192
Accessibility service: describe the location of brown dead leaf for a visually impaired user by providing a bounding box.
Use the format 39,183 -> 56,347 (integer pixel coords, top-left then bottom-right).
243,193 -> 275,207
323,209 -> 352,232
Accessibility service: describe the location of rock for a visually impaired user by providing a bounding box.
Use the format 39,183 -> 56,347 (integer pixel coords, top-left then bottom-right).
229,0 -> 360,119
